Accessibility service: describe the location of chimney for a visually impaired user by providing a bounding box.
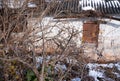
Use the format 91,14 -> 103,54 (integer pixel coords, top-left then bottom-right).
82,21 -> 99,47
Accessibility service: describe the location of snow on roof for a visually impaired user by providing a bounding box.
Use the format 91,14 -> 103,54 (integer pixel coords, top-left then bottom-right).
5,0 -> 25,8
0,0 -> 37,9
82,6 -> 95,11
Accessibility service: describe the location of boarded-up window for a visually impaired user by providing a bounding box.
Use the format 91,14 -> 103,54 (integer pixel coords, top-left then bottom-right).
82,21 -> 99,46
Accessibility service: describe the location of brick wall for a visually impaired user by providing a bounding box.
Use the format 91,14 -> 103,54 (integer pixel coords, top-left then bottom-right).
82,21 -> 99,47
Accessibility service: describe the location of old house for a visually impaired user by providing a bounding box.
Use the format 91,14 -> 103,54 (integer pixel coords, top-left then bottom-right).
24,0 -> 120,62
1,0 -> 120,62
39,0 -> 120,61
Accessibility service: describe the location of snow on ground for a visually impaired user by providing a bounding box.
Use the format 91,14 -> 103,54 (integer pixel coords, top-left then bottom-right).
27,2 -> 37,8
29,17 -> 120,80
71,78 -> 81,81
55,62 -> 67,72
89,70 -> 104,81
87,62 -> 120,81
36,55 -> 120,81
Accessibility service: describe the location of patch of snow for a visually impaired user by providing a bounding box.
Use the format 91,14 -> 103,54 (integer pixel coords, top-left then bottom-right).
35,56 -> 51,68
87,63 -> 105,81
36,56 -> 51,64
55,63 -> 67,72
36,56 -> 43,68
113,72 -> 120,77
66,58 -> 78,64
87,63 -> 120,81
89,70 -> 104,81
71,77 -> 81,81
36,56 -> 43,63
100,63 -> 114,68
28,2 -> 37,8
46,56 -> 51,62
5,0 -> 25,8
82,6 -> 95,11
115,63 -> 120,71
87,63 -> 115,69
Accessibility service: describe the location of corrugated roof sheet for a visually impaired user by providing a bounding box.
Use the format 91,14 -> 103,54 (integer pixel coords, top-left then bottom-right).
53,0 -> 120,15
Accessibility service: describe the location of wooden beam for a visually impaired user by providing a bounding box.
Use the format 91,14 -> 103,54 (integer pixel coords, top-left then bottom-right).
104,15 -> 120,21
54,10 -> 120,21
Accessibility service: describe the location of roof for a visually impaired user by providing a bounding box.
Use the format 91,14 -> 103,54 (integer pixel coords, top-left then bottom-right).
53,0 -> 120,17
0,0 -> 120,20
0,0 -> 37,9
